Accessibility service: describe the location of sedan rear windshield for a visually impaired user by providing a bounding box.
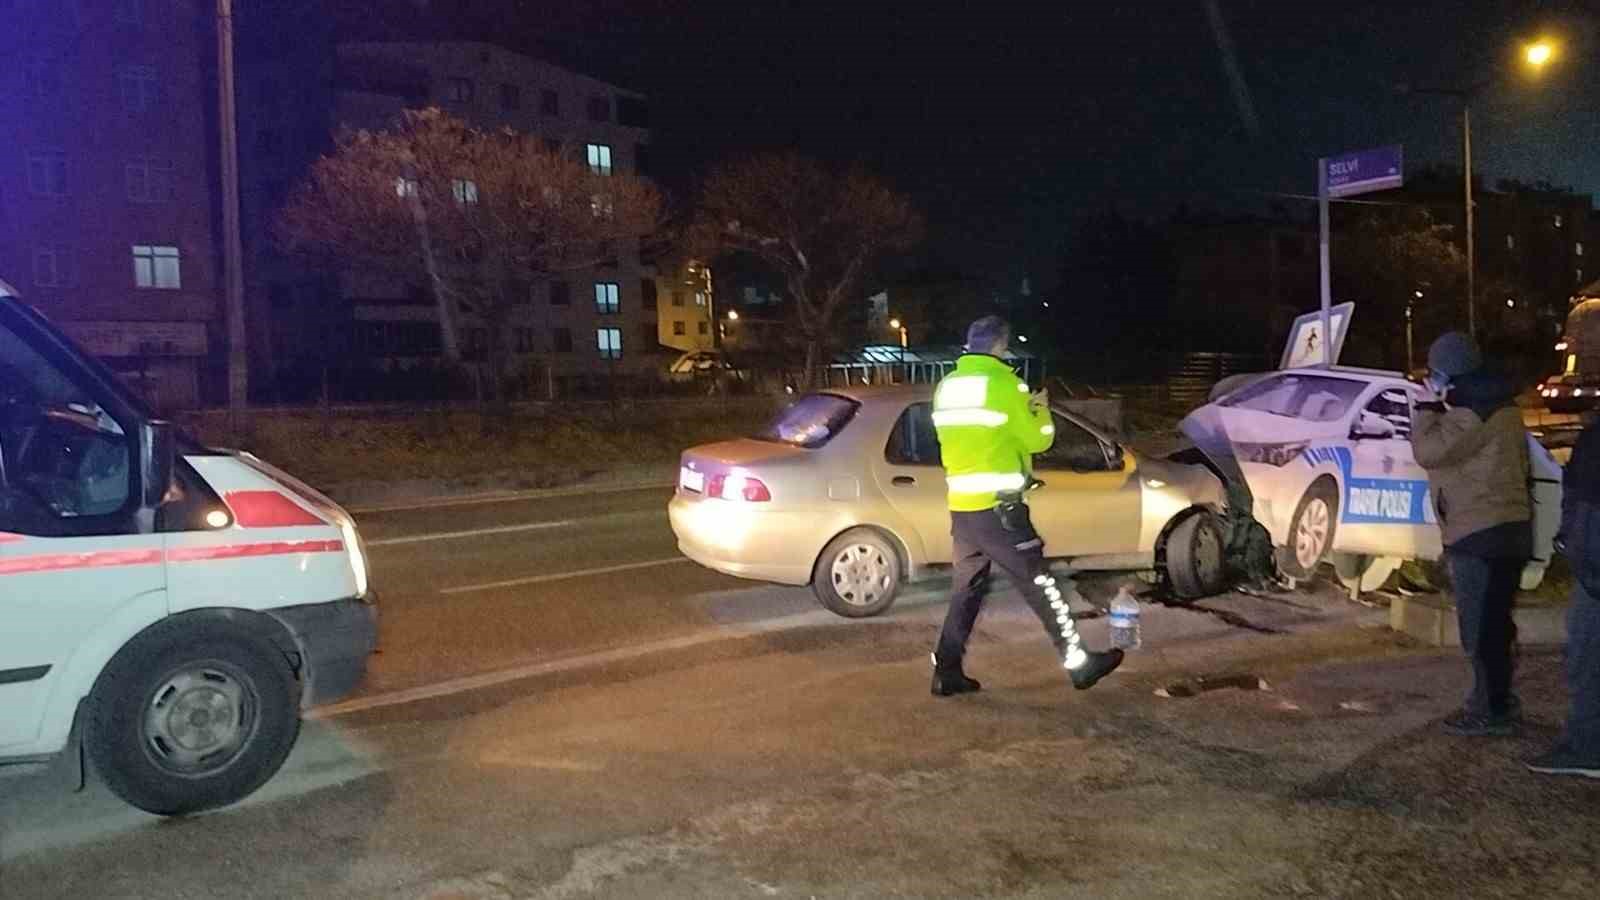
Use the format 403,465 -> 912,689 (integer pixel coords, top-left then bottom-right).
757,393 -> 859,448
1219,373 -> 1367,422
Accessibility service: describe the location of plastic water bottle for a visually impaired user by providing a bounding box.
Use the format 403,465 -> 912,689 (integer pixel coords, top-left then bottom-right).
1109,587 -> 1141,650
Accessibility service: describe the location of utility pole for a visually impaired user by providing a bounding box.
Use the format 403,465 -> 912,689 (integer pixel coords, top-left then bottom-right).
217,0 -> 249,416
1462,104 -> 1476,338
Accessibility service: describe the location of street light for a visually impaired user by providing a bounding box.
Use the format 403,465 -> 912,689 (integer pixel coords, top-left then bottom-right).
727,310 -> 739,321
888,317 -> 907,371
1525,40 -> 1556,68
1400,36 -> 1562,338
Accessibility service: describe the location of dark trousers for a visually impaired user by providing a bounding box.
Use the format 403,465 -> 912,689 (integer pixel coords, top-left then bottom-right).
935,504 -> 1076,668
1449,552 -> 1524,718
1563,580 -> 1600,756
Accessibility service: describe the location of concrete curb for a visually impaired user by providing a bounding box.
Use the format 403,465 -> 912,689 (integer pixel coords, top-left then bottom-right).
1389,592 -> 1569,647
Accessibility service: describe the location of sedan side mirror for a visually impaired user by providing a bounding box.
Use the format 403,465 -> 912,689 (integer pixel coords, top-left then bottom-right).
1352,411 -> 1397,441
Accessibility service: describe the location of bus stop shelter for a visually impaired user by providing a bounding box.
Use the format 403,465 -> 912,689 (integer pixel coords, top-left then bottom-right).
822,344 -> 1040,388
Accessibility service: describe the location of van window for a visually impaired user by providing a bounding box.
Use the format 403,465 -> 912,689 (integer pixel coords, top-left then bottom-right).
0,316 -> 132,533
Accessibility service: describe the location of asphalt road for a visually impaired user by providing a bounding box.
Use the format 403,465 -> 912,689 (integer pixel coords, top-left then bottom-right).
4,459 -> 1598,896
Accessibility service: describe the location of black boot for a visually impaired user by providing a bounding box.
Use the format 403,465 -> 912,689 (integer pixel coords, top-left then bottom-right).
931,653 -> 981,697
932,668 -> 981,696
1069,648 -> 1124,691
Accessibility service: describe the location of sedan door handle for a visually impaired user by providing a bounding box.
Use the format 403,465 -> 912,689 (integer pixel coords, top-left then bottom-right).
892,476 -> 917,486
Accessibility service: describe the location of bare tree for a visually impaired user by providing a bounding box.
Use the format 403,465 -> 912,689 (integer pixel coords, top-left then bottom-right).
691,153 -> 921,386
278,108 -> 665,402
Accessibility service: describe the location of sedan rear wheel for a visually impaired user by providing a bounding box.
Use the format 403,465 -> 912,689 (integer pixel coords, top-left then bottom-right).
813,529 -> 901,618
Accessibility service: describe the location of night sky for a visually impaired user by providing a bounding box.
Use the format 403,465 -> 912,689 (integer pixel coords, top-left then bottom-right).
355,0 -> 1600,288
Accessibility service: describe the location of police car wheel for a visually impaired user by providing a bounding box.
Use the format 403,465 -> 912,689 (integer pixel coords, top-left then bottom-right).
1165,511 -> 1227,599
85,619 -> 301,816
1285,480 -> 1339,579
813,528 -> 901,618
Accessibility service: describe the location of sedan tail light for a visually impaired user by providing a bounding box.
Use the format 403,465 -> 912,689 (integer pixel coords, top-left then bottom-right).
706,473 -> 771,502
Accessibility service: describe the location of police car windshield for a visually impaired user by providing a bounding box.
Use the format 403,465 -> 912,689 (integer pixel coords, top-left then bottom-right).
1219,373 -> 1366,423
757,393 -> 859,448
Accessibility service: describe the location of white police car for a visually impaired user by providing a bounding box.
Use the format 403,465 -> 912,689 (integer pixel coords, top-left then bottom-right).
1181,366 -> 1562,590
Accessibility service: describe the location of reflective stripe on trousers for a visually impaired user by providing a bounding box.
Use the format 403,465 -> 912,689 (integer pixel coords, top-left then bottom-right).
1036,572 -> 1088,670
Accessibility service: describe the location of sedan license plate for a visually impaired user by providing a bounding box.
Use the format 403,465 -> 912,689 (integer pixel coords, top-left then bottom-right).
680,467 -> 705,493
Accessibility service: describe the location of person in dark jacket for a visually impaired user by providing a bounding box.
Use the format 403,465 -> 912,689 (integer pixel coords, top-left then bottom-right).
1527,414 -> 1600,777
1412,332 -> 1532,737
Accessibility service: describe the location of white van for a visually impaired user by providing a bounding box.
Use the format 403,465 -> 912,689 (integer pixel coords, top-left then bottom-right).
0,283 -> 376,815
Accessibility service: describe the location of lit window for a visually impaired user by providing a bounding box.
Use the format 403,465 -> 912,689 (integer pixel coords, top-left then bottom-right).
27,150 -> 67,196
586,143 -> 612,176
32,246 -> 70,288
1555,214 -> 1564,229
1506,234 -> 1515,250
394,177 -> 419,198
694,292 -> 706,307
119,65 -> 158,113
452,178 -> 479,205
126,157 -> 173,203
597,327 -> 622,360
1579,242 -> 1585,257
594,282 -> 620,314
132,245 -> 181,290
446,77 -> 474,103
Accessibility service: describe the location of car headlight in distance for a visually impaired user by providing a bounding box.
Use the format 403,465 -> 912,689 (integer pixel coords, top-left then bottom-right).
1235,441 -> 1310,467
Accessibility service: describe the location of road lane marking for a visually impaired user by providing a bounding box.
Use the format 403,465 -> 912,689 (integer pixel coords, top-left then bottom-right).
312,605 -> 845,718
367,520 -> 575,547
349,481 -> 674,514
438,557 -> 690,594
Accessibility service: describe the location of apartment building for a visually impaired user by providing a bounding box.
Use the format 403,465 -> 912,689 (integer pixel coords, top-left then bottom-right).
1,0 -> 222,409
246,39 -> 662,397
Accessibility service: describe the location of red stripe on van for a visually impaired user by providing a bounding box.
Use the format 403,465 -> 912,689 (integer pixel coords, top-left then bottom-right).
0,548 -> 164,575
0,533 -> 23,543
224,491 -> 325,528
166,540 -> 343,562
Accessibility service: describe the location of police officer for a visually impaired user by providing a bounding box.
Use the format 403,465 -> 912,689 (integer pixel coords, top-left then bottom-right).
929,316 -> 1124,696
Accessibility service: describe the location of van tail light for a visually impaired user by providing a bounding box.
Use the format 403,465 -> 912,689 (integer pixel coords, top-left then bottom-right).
706,473 -> 771,502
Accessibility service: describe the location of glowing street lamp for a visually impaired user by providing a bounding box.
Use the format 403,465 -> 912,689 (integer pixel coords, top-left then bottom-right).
727,310 -> 739,321
1525,40 -> 1556,68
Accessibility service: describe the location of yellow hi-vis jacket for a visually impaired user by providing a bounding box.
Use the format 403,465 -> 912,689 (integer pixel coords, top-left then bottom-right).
932,353 -> 1056,511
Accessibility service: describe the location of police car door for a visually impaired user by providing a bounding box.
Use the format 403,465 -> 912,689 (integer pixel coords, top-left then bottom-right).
1339,384 -> 1435,559
0,309 -> 167,752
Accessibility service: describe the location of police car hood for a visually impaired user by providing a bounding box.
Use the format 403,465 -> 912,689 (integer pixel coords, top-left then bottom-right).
1178,404 -> 1346,474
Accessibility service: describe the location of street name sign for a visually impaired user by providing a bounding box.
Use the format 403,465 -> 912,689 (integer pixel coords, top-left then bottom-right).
1325,145 -> 1404,198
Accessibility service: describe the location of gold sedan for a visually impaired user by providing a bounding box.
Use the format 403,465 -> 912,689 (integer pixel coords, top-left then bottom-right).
670,386 -> 1231,617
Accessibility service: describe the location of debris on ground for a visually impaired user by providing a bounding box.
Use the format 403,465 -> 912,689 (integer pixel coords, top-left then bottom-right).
1155,672 -> 1271,698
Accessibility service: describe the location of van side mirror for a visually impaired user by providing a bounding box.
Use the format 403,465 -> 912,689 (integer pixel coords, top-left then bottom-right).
139,420 -> 175,509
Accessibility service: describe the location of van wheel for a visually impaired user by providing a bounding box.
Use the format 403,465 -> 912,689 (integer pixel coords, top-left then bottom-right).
86,620 -> 300,816
813,529 -> 901,618
1165,511 -> 1228,599
1284,480 -> 1340,579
